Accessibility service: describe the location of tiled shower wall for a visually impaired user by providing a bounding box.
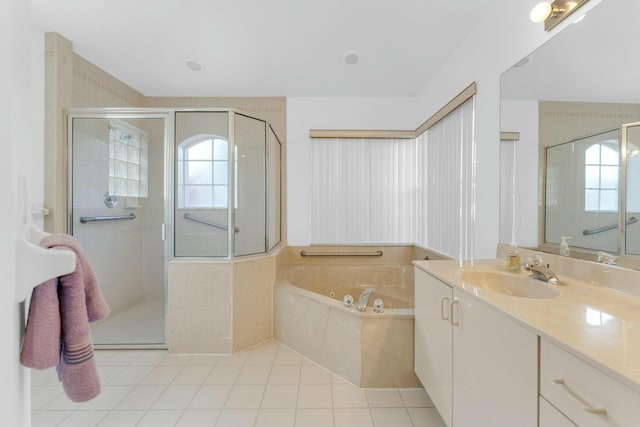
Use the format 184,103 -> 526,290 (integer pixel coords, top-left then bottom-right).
168,252 -> 277,354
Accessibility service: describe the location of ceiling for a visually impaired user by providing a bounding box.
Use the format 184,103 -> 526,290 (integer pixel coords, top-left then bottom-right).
31,0 -> 501,98
501,0 -> 640,104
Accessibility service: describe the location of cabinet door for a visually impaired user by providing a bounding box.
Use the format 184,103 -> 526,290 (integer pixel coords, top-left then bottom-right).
415,269 -> 453,427
452,288 -> 538,427
540,397 -> 577,427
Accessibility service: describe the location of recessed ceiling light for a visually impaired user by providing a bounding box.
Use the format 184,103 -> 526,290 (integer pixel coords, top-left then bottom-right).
343,52 -> 360,65
186,60 -> 203,71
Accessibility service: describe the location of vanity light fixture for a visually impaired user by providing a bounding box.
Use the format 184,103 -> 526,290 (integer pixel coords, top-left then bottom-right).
530,0 -> 590,31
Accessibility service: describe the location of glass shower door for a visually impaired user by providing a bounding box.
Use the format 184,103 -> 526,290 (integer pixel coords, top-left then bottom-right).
70,116 -> 167,347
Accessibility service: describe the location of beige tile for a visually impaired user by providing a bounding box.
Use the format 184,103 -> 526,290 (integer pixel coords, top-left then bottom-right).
107,366 -> 154,385
176,409 -> 220,427
101,351 -> 144,366
360,318 -> 420,388
204,364 -> 242,385
268,365 -> 301,385
78,386 -> 133,411
294,409 -> 334,427
407,407 -> 447,427
297,385 -> 332,408
93,350 -> 120,366
224,385 -> 266,408
188,355 -> 221,366
244,344 -> 277,366
334,408 -> 373,427
215,409 -> 258,427
31,411 -> 72,427
115,385 -> 166,410
255,409 -> 295,427
370,408 -> 413,427
131,350 -> 168,366
399,388 -> 434,407
236,365 -> 271,384
141,365 -> 183,385
332,384 -> 368,408
136,410 -> 184,427
217,352 -> 249,366
300,365 -> 332,384
32,386 -> 65,411
365,389 -> 404,408
261,385 -> 299,409
96,411 -> 145,427
57,410 -> 108,427
331,374 -> 349,385
152,384 -> 200,410
274,348 -> 303,365
173,365 -> 214,385
189,385 -> 232,409
161,354 -> 193,366
41,392 -> 83,411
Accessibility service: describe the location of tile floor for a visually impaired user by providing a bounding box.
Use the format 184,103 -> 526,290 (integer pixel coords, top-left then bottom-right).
90,298 -> 165,346
31,340 -> 445,427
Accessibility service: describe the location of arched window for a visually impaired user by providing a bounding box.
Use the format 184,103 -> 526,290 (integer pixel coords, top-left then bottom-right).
177,136 -> 229,209
585,141 -> 619,212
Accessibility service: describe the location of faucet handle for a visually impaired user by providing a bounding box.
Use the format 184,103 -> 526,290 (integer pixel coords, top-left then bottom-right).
528,252 -> 544,266
597,251 -> 618,265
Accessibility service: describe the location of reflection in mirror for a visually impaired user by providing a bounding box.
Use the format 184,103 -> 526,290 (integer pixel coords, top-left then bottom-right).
500,0 -> 640,259
625,123 -> 640,255
545,128 -> 619,252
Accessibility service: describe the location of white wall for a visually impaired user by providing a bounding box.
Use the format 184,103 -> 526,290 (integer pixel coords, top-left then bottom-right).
410,0 -> 603,258
287,0 -> 604,257
1,0 -> 45,424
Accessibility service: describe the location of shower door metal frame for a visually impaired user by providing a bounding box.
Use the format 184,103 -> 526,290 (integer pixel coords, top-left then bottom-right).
67,108 -> 174,349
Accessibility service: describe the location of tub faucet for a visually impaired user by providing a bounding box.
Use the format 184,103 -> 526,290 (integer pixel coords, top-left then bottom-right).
356,288 -> 373,311
522,254 -> 561,286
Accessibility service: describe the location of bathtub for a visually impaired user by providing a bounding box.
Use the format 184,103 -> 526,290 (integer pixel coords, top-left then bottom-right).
273,264 -> 421,388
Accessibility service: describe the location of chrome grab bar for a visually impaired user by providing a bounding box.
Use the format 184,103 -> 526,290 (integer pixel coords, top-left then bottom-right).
183,213 -> 239,233
582,216 -> 637,236
79,213 -> 136,223
300,250 -> 383,257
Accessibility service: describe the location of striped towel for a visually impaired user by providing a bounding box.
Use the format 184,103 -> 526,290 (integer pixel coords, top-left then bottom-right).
21,234 -> 110,402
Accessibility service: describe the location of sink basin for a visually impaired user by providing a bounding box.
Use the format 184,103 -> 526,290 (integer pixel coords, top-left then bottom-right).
455,269 -> 560,299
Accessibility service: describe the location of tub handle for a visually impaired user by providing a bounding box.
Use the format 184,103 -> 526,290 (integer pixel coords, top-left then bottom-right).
300,250 -> 383,257
440,297 -> 450,321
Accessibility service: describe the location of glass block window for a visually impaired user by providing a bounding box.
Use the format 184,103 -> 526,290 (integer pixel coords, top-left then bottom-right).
108,120 -> 148,198
585,142 -> 619,212
177,136 -> 235,209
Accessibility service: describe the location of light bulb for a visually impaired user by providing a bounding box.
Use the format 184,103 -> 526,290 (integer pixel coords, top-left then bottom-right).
530,2 -> 553,23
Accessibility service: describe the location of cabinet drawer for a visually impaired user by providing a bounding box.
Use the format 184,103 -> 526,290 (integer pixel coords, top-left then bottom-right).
540,396 -> 577,427
540,339 -> 640,427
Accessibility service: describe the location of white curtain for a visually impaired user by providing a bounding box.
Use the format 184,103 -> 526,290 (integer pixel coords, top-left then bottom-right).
310,97 -> 475,259
311,138 -> 416,243
416,98 -> 476,259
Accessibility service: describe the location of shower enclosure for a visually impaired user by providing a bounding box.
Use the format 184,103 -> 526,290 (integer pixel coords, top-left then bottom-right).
68,109 -> 281,348
174,111 -> 281,257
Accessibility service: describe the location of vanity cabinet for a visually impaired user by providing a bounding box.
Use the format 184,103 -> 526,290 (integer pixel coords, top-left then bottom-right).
540,338 -> 640,427
414,268 -> 538,427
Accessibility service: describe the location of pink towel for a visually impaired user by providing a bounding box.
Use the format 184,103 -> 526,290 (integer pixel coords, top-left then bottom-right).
20,234 -> 110,402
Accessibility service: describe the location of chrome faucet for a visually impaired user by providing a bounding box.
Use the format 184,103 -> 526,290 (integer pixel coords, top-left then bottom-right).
597,251 -> 618,266
356,288 -> 373,311
522,254 -> 561,285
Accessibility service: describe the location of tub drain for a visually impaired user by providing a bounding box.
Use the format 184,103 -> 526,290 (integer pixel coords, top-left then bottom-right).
329,291 -> 336,298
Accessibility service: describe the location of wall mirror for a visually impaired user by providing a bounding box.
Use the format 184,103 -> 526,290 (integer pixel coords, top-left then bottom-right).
500,0 -> 640,261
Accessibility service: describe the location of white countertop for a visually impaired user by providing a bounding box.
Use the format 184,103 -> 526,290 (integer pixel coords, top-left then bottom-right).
413,258 -> 640,393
